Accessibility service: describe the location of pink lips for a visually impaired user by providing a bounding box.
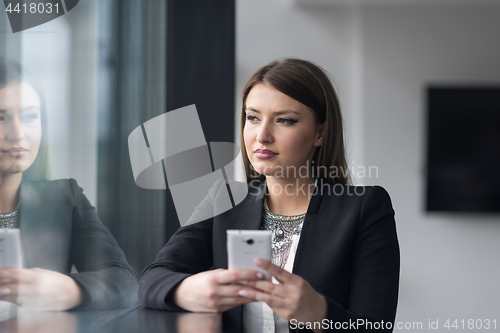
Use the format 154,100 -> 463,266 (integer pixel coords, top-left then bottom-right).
1,147 -> 28,158
254,149 -> 278,160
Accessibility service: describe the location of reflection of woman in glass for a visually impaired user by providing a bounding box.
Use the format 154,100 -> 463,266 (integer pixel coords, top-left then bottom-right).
0,59 -> 137,311
139,59 -> 400,332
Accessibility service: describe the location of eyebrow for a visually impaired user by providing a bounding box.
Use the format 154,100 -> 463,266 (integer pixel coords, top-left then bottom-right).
0,106 -> 40,113
245,107 -> 301,116
21,106 -> 40,111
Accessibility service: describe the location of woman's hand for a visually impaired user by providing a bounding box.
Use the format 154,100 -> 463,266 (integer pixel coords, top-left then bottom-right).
173,268 -> 265,313
238,258 -> 327,332
0,267 -> 83,311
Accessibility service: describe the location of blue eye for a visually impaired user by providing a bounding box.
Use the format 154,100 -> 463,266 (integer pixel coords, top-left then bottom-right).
277,117 -> 298,125
21,113 -> 39,122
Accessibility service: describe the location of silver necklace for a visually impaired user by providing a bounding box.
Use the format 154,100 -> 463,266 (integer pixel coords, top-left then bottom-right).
0,207 -> 20,229
260,199 -> 305,269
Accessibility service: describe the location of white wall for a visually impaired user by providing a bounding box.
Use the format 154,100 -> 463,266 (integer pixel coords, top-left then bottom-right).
363,6 -> 500,328
236,1 -> 363,180
237,1 -> 500,331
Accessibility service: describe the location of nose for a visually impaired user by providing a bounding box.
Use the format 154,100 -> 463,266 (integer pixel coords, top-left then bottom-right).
256,121 -> 274,144
6,118 -> 26,142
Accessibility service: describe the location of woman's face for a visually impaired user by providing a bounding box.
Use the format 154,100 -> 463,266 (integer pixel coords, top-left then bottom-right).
0,82 -> 42,176
243,83 -> 324,180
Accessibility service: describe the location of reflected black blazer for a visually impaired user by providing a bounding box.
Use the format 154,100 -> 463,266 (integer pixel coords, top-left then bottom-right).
20,179 -> 138,310
139,178 -> 400,332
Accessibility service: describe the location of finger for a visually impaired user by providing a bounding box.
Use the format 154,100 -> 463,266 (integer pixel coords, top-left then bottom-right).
0,269 -> 14,284
0,282 -> 21,295
0,295 -> 19,304
0,278 -> 14,285
254,258 -> 294,284
0,283 -> 20,304
215,269 -> 265,285
238,288 -> 287,309
0,268 -> 20,282
199,292 -> 256,312
214,295 -> 254,307
215,284 -> 260,297
243,280 -> 288,298
0,268 -> 33,283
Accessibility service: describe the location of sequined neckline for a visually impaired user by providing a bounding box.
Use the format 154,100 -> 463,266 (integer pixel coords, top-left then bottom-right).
262,199 -> 307,219
0,206 -> 21,229
261,199 -> 305,269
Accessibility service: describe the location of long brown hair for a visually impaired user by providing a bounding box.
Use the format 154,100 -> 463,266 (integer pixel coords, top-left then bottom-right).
240,58 -> 350,185
0,58 -> 50,181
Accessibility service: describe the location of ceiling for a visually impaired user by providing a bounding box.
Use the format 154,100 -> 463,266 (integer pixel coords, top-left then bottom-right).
294,0 -> 500,7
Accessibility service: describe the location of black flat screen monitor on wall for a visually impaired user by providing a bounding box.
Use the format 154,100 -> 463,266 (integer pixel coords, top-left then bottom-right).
426,86 -> 500,213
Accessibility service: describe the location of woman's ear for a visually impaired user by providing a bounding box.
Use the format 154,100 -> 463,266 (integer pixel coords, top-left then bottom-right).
314,123 -> 325,147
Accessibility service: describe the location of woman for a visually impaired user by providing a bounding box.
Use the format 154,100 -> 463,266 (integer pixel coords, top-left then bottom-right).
0,59 -> 138,311
139,58 -> 400,332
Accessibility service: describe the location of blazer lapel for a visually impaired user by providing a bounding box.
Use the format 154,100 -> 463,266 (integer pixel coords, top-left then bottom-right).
239,179 -> 266,230
291,177 -> 326,280
221,179 -> 267,231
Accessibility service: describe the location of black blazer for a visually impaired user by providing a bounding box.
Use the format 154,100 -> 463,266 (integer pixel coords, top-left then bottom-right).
139,178 -> 400,332
19,178 -> 138,310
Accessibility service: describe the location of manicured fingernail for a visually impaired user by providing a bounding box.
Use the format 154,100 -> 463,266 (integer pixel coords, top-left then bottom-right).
0,288 -> 11,295
239,280 -> 248,285
256,272 -> 264,279
254,258 -> 263,266
239,289 -> 249,297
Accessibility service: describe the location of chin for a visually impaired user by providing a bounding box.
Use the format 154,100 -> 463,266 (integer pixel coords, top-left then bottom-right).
251,164 -> 281,178
7,162 -> 33,174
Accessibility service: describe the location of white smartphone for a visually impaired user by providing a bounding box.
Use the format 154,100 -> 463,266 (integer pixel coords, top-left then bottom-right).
227,229 -> 272,281
0,229 -> 23,268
